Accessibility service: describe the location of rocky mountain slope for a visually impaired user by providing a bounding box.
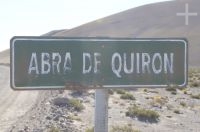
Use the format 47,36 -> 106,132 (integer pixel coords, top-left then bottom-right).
0,49 -> 9,64
1,0 -> 200,67
52,0 -> 200,67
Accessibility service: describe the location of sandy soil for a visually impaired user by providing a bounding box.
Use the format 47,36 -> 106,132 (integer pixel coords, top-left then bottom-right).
0,65 -> 38,131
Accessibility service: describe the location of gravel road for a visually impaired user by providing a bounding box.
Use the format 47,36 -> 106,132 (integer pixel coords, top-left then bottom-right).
0,65 -> 38,131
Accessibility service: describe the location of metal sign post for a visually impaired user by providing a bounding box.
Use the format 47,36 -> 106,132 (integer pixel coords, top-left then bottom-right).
95,89 -> 108,132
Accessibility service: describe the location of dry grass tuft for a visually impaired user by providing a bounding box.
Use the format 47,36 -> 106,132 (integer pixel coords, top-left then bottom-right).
85,127 -> 94,132
120,93 -> 135,100
126,105 -> 159,122
180,101 -> 187,107
68,98 -> 85,111
149,96 -> 168,107
116,89 -> 126,94
49,126 -> 60,132
188,68 -> 200,88
111,124 -> 140,132
191,94 -> 200,99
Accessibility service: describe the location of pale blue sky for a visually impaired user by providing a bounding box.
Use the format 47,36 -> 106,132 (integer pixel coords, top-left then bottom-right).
0,0 -> 169,51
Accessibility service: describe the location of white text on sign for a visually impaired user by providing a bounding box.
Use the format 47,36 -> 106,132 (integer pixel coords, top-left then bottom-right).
28,52 -> 174,78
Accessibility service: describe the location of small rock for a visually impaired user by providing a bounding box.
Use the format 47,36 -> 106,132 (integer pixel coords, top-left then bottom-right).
69,119 -> 74,123
24,125 -> 29,131
54,115 -> 60,121
145,97 -> 150,99
59,90 -> 64,94
31,115 -> 36,119
61,115 -> 68,119
74,113 -> 78,116
84,99 -> 90,103
56,110 -> 63,115
45,101 -> 50,105
60,117 -> 65,123
46,124 -> 50,128
46,116 -> 52,120
180,123 -> 184,126
186,91 -> 192,95
53,97 -> 68,106
60,122 -> 67,128
149,90 -> 159,94
166,115 -> 172,118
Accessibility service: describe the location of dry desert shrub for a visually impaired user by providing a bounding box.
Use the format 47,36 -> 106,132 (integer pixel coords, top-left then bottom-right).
120,93 -> 135,100
111,124 -> 140,132
126,105 -> 159,122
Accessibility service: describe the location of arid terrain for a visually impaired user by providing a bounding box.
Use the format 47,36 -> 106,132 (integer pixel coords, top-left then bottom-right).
1,0 -> 200,132
0,65 -> 38,131
0,64 -> 200,132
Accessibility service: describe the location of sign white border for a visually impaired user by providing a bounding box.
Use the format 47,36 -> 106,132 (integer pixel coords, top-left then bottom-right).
10,37 -> 188,90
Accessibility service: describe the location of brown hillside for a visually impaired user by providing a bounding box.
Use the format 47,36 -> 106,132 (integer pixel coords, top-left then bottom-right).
53,0 -> 200,67
0,49 -> 9,64
1,0 -> 199,66
42,29 -> 66,36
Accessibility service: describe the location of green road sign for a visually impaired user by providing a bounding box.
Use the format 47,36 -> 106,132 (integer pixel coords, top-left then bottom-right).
10,37 -> 188,90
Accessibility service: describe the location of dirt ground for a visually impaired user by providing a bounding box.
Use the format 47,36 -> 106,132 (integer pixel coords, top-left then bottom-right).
1,65 -> 200,132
